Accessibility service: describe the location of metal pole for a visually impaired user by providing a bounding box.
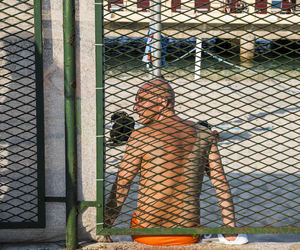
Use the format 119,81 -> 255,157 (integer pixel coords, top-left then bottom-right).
150,0 -> 162,78
195,38 -> 202,81
63,0 -> 77,249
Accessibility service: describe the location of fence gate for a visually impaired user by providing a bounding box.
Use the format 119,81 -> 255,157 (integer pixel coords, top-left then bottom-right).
96,0 -> 300,237
0,0 -> 44,228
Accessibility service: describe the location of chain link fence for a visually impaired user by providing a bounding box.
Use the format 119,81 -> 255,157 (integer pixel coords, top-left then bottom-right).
96,0 -> 300,237
0,0 -> 44,228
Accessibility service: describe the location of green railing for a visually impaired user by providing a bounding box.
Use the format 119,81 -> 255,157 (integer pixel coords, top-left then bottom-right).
96,0 -> 300,237
0,0 -> 45,229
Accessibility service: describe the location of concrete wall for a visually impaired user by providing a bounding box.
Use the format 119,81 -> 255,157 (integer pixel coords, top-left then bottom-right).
0,0 -> 97,242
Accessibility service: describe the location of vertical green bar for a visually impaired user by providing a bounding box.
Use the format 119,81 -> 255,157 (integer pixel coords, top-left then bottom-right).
95,0 -> 105,233
63,0 -> 77,249
34,0 -> 45,228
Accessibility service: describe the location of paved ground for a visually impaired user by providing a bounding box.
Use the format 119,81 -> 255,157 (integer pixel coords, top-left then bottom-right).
81,241 -> 300,250
2,235 -> 300,250
1,241 -> 300,250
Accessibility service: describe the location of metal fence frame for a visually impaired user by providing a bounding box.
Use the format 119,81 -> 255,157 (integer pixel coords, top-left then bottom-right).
0,0 -> 45,229
96,0 -> 300,235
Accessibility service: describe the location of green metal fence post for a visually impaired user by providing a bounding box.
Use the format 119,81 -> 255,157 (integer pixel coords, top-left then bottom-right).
63,0 -> 77,249
95,0 -> 105,234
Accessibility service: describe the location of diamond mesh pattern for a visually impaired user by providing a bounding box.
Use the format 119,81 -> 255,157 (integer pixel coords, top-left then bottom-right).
98,0 -> 300,234
0,0 -> 42,226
